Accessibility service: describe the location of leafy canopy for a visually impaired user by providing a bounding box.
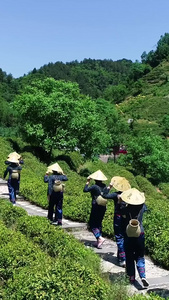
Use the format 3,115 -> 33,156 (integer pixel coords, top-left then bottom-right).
13,78 -> 111,158
118,132 -> 169,182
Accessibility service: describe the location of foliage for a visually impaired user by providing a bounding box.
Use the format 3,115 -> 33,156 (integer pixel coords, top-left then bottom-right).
128,62 -> 152,82
13,78 -> 111,158
142,33 -> 169,67
103,84 -> 128,103
34,58 -> 133,99
117,133 -> 169,182
1,138 -> 169,270
95,98 -> 130,148
0,202 -> 128,300
160,114 -> 169,137
55,150 -> 84,172
158,182 -> 169,199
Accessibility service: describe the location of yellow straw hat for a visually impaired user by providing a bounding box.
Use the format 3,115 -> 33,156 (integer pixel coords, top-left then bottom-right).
111,176 -> 131,191
88,170 -> 107,181
120,188 -> 145,205
47,163 -> 64,174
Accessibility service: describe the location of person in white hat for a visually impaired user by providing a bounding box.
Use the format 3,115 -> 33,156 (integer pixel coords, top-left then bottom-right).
83,170 -> 108,249
102,176 -> 131,268
119,188 -> 149,288
5,152 -> 24,195
44,163 -> 68,225
3,156 -> 22,205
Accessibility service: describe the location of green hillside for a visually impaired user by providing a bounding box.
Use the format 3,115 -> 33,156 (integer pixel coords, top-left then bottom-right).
118,61 -> 169,127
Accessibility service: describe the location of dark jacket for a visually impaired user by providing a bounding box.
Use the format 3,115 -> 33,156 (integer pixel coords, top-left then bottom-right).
44,174 -> 68,195
83,181 -> 108,204
102,191 -> 123,214
120,203 -> 147,233
4,163 -> 22,181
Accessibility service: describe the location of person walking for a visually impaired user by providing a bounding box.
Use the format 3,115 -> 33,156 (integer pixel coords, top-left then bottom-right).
102,176 -> 131,267
5,152 -> 24,194
44,163 -> 68,225
4,155 -> 22,205
119,188 -> 149,288
83,170 -> 108,249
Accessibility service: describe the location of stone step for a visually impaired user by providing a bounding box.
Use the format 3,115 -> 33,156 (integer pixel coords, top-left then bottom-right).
0,179 -> 169,296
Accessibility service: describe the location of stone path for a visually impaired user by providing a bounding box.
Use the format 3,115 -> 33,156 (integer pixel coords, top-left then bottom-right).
0,178 -> 169,298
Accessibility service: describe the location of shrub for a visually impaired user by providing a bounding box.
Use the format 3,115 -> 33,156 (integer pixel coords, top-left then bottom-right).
158,182 -> 169,198
1,137 -> 169,269
0,201 -> 127,300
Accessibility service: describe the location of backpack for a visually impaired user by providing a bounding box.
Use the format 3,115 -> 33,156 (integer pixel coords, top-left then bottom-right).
53,180 -> 65,192
96,186 -> 107,206
11,170 -> 19,180
126,212 -> 141,237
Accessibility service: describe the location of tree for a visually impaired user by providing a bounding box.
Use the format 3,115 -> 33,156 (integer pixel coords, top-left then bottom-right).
161,114 -> 169,137
13,78 -> 111,158
141,33 -> 169,67
95,98 -> 129,152
128,62 -> 151,82
103,84 -> 128,103
117,133 -> 169,182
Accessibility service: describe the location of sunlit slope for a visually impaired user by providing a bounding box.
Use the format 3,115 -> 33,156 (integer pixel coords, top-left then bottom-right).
118,61 -> 169,128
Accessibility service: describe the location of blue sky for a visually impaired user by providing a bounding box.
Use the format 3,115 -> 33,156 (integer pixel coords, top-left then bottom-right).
1,0 -> 169,78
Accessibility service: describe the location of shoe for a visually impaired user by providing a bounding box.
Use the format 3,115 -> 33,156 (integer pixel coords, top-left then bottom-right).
52,221 -> 58,225
93,241 -> 98,247
141,278 -> 149,288
97,237 -> 105,249
119,260 -> 126,268
129,276 -> 135,285
57,222 -> 62,226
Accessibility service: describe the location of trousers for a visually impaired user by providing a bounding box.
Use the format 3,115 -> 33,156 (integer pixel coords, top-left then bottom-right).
8,179 -> 18,203
48,191 -> 63,224
114,214 -> 126,262
89,203 -> 106,239
124,233 -> 146,281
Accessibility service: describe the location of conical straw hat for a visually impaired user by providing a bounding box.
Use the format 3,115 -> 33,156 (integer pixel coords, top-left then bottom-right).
47,163 -> 64,174
111,176 -> 131,191
46,167 -> 53,175
120,188 -> 145,205
88,170 -> 107,181
8,152 -> 21,159
7,156 -> 20,164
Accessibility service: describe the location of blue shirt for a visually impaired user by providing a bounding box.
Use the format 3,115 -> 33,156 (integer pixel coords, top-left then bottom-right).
120,203 -> 147,233
44,174 -> 68,195
83,182 -> 109,204
4,163 -> 22,181
102,191 -> 122,214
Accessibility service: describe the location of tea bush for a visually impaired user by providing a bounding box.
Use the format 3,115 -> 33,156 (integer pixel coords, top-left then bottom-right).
158,182 -> 169,198
1,137 -> 169,269
0,202 -> 129,300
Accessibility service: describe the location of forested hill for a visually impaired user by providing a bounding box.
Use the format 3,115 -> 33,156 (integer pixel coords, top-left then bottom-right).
29,58 -> 134,99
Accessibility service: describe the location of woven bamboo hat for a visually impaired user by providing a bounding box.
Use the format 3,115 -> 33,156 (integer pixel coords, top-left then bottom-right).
47,163 -> 64,174
7,152 -> 21,160
7,156 -> 20,164
88,170 -> 107,181
111,176 -> 131,191
120,188 -> 145,205
46,167 -> 53,175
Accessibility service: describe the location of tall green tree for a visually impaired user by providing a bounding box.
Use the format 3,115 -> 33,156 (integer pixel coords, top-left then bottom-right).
13,78 -> 111,158
118,133 -> 169,182
95,98 -> 129,149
